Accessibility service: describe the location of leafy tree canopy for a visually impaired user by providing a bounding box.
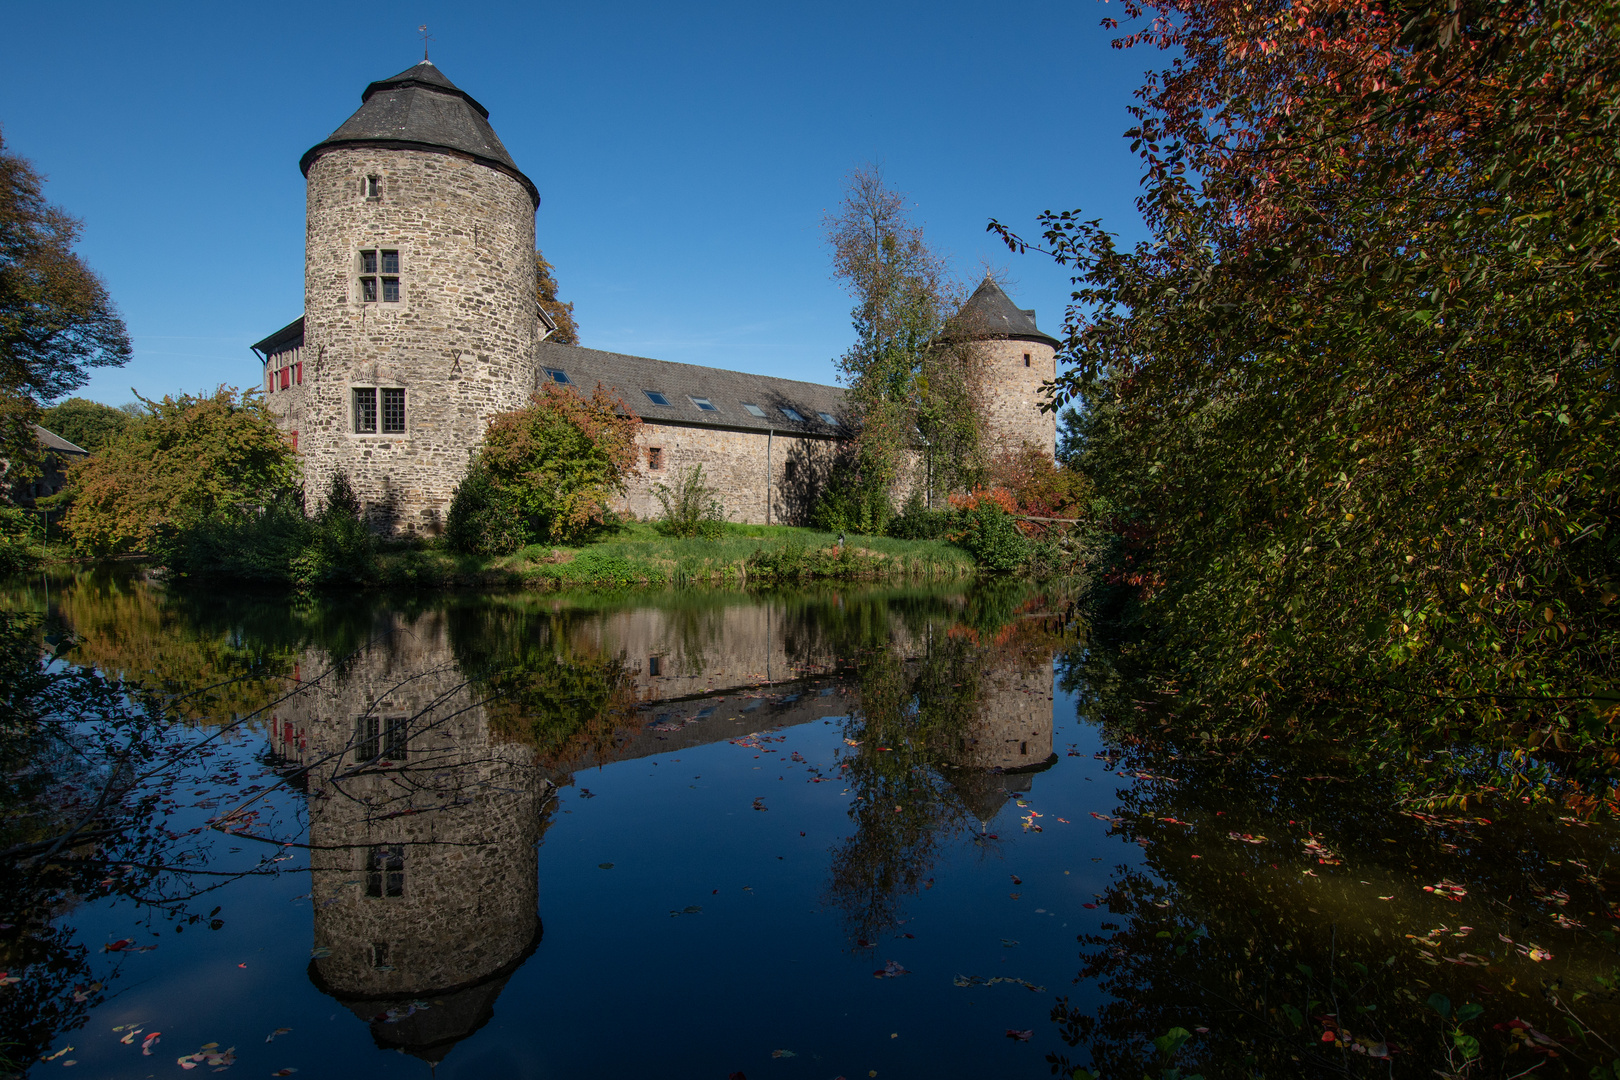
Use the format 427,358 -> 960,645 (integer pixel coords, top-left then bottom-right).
39,396 -> 130,452
62,388 -> 298,556
994,0 -> 1620,803
536,249 -> 579,346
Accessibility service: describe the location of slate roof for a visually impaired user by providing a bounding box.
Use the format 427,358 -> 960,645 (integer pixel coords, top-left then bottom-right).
300,61 -> 539,207
35,425 -> 88,456
536,341 -> 851,436
251,317 -> 305,357
947,277 -> 1061,348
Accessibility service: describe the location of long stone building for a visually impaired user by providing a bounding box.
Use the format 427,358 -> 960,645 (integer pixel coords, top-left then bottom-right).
254,60 -> 1061,535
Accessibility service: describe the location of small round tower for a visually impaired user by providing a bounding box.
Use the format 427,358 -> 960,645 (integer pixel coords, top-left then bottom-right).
949,277 -> 1061,458
297,61 -> 542,534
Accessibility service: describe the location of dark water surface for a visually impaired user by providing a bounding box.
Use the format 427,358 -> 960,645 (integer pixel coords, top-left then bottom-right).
2,569 -> 1616,1079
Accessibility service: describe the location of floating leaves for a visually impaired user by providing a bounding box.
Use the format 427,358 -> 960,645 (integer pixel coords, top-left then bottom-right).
873,960 -> 909,978
954,974 -> 1046,992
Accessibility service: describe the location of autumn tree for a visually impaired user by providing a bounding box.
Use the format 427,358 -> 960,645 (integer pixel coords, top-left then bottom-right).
62,388 -> 298,556
535,249 -> 579,345
0,130 -> 131,494
822,165 -> 982,529
445,383 -> 640,553
994,0 -> 1620,796
39,396 -> 130,452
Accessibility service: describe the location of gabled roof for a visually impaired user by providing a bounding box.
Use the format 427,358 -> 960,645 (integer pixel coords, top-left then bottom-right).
536,341 -> 850,436
300,61 -> 539,207
35,425 -> 88,456
947,277 -> 1061,348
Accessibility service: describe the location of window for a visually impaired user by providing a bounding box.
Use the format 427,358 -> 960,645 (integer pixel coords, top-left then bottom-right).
1024,352 -> 1031,367
365,846 -> 404,899
648,656 -> 661,676
543,367 -> 571,385
817,412 -> 838,425
689,396 -> 718,412
353,388 -> 378,434
1020,741 -> 1028,754
647,447 -> 664,470
358,248 -> 400,303
643,390 -> 671,407
779,406 -> 804,422
741,402 -> 766,418
370,942 -> 390,969
355,715 -> 380,762
381,388 -> 406,434
363,175 -> 382,199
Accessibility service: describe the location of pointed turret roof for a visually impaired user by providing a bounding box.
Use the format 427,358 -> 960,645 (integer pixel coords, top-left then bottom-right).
300,61 -> 539,207
947,277 -> 1061,348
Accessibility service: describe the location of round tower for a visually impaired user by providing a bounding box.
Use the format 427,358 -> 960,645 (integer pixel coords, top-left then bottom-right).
297,61 -> 542,534
949,277 -> 1061,458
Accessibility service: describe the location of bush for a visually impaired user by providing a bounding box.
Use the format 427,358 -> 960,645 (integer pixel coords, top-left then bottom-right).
886,492 -> 953,540
652,464 -> 727,539
167,474 -> 376,588
0,507 -> 43,575
952,493 -> 1029,572
447,385 -> 640,554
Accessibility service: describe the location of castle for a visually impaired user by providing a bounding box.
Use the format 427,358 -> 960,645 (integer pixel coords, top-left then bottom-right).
254,60 -> 1060,534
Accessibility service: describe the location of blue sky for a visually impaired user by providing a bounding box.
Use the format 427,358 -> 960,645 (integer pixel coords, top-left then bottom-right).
3,1 -> 1151,406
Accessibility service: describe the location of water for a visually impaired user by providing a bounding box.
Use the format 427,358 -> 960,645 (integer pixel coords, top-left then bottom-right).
2,569 -> 1615,1078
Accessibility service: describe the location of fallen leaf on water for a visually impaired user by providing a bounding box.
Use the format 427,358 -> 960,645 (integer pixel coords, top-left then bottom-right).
272,1070 -> 298,1077
1009,893 -> 1021,900
1001,939 -> 1019,947
1010,875 -> 1022,885
873,960 -> 909,978
41,1048 -> 72,1062
1005,1029 -> 1033,1042
265,1028 -> 291,1042
770,1050 -> 796,1058
598,863 -> 614,870
668,905 -> 703,917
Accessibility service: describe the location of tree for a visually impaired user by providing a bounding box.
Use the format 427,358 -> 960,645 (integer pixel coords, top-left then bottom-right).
993,0 -> 1620,799
62,388 -> 298,556
535,249 -> 579,345
0,130 -> 131,489
39,396 -> 130,452
447,383 -> 640,552
823,165 -> 979,525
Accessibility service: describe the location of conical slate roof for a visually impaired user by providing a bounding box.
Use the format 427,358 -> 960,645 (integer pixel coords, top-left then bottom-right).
300,61 -> 539,207
948,277 -> 1061,348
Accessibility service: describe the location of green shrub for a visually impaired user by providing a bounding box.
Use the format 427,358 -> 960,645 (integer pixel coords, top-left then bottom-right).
956,500 -> 1029,572
887,493 -> 953,540
652,464 -> 727,539
445,463 -> 529,556
167,474 -> 376,588
0,508 -> 43,575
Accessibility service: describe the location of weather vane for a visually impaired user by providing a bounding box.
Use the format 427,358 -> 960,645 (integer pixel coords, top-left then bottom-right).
418,24 -> 434,61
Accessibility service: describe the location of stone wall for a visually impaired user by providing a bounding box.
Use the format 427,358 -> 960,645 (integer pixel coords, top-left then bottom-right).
978,338 -> 1058,459
296,147 -> 540,535
622,422 -> 843,526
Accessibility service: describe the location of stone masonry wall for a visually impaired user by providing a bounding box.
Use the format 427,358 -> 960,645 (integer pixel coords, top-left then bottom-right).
622,422 -> 841,526
297,147 -> 540,535
978,338 -> 1058,459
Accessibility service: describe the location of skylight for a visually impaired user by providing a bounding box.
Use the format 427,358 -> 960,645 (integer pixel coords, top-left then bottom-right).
644,391 -> 671,406
780,406 -> 804,422
741,403 -> 767,418
818,412 -> 838,425
543,367 -> 570,385
690,396 -> 719,412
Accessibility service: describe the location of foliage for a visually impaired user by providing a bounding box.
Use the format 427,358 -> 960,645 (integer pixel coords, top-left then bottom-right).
444,460 -> 529,557
0,506 -> 42,574
167,474 -> 377,589
651,463 -> 727,539
535,248 -> 579,345
887,492 -> 954,541
949,490 -> 1030,572
61,388 -> 297,557
993,0 -> 1620,801
0,130 -> 130,479
38,396 -> 130,452
450,384 -> 640,553
825,165 -> 983,515
809,449 -> 895,535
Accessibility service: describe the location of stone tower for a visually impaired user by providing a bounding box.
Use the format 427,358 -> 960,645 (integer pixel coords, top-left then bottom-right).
949,278 -> 1061,459
295,61 -> 543,534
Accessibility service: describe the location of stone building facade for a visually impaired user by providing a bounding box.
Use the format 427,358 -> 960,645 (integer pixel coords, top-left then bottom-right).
256,61 -> 1061,534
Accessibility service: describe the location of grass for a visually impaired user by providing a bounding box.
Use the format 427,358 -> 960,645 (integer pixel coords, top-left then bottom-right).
373,521 -> 977,590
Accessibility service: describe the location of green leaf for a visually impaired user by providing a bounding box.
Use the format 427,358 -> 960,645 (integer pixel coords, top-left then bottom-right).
1455,1003 -> 1483,1023
1152,1027 -> 1193,1059
1453,1033 -> 1481,1059
1427,993 -> 1452,1019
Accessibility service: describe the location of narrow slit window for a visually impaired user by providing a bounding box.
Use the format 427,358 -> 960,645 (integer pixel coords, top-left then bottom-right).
353,388 -> 378,434
648,656 -> 662,676
779,406 -> 804,422
365,846 -> 404,899
365,175 -> 382,199
689,396 -> 718,412
1024,353 -> 1031,367
381,388 -> 405,434
643,390 -> 670,406
741,402 -> 766,418
370,942 -> 389,968
647,447 -> 664,470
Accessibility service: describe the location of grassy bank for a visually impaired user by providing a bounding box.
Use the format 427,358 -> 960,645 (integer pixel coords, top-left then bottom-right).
373,522 -> 977,590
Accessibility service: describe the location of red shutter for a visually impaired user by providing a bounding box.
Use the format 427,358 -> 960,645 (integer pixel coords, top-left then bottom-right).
295,362 -> 303,385
280,367 -> 291,390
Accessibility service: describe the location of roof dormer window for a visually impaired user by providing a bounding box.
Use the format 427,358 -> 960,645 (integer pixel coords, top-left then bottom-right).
644,391 -> 671,406
818,412 -> 838,425
741,403 -> 767,418
689,396 -> 718,412
779,406 -> 804,422
543,367 -> 571,385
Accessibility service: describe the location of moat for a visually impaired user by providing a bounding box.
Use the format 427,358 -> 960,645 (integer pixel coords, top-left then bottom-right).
1,569 -> 1615,1078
